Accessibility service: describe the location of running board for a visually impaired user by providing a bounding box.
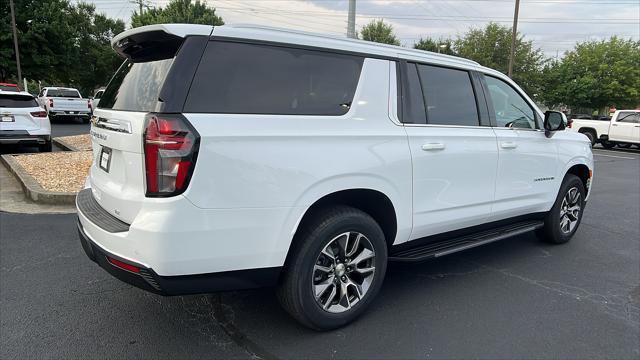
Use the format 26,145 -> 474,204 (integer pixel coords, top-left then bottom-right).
389,221 -> 544,262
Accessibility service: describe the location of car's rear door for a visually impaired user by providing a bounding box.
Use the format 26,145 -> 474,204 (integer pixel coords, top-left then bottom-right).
401,62 -> 499,239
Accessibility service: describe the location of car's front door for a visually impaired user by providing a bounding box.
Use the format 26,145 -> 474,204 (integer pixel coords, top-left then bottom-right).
610,111 -> 640,143
481,74 -> 560,220
401,62 -> 499,239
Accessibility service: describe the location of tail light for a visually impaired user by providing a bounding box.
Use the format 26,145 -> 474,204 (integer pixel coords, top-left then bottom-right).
567,119 -> 573,128
30,111 -> 47,117
144,113 -> 199,197
48,98 -> 54,108
88,100 -> 92,109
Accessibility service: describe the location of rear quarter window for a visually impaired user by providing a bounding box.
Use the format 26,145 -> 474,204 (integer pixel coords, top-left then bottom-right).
184,41 -> 364,115
0,95 -> 39,108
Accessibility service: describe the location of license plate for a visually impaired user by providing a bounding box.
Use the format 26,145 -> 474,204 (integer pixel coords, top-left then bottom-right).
1,115 -> 14,122
99,147 -> 112,172
69,111 -> 76,114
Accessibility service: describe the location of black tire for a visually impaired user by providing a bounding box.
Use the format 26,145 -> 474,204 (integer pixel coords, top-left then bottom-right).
539,174 -> 585,244
581,131 -> 595,146
39,140 -> 52,152
601,141 -> 615,149
277,206 -> 388,331
48,114 -> 55,123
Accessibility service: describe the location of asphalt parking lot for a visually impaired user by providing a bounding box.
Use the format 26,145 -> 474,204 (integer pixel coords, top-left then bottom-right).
1,122 -> 639,359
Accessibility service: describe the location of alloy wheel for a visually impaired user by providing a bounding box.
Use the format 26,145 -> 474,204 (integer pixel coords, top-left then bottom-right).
312,232 -> 376,313
559,186 -> 581,234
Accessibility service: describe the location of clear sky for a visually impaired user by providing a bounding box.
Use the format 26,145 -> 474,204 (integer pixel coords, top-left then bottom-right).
81,0 -> 640,57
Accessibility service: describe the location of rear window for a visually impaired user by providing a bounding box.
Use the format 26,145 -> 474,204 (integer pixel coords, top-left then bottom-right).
184,41 -> 363,115
46,89 -> 81,98
0,85 -> 19,92
99,59 -> 173,111
0,95 -> 38,108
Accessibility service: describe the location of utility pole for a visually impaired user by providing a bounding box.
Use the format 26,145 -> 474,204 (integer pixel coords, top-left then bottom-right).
9,0 -> 22,84
507,0 -> 520,78
131,0 -> 146,15
347,0 -> 356,38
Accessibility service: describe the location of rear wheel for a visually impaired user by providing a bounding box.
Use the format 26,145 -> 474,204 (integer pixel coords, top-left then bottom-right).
581,131 -> 595,146
601,140 -> 615,149
39,140 -> 52,152
277,206 -> 387,331
538,174 -> 585,244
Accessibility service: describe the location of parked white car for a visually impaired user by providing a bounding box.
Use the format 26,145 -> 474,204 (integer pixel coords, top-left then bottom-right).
37,87 -> 91,123
570,110 -> 640,148
90,88 -> 105,111
0,90 -> 51,151
77,24 -> 594,330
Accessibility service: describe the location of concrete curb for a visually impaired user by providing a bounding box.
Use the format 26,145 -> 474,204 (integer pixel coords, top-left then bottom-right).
52,137 -> 86,152
0,154 -> 77,205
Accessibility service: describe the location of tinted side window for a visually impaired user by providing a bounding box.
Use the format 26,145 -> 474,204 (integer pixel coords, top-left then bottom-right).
484,76 -> 537,129
401,63 -> 427,124
184,41 -> 363,115
617,112 -> 639,123
416,64 -> 479,126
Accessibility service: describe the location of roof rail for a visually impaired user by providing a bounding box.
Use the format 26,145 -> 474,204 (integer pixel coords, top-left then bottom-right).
225,24 -> 479,66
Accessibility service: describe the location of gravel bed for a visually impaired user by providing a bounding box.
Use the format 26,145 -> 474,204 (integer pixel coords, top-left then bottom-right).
12,151 -> 93,192
57,134 -> 92,151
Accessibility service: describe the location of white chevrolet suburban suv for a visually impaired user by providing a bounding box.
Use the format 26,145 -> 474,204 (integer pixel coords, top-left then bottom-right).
77,24 -> 594,330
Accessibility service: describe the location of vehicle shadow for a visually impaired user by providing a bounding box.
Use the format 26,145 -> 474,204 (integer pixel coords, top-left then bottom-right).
197,232 -> 563,359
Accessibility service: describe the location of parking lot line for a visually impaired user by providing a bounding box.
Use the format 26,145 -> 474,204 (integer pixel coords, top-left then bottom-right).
592,152 -> 638,160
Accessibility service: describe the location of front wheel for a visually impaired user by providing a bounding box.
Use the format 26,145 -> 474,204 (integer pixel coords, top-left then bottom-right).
539,174 -> 585,244
277,206 -> 387,331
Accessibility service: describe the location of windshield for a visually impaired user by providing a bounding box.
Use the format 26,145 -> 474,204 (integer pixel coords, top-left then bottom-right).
47,89 -> 81,98
98,59 -> 174,111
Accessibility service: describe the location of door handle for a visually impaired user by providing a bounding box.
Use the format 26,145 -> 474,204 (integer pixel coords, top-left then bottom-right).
612,124 -> 618,127
421,142 -> 445,151
500,141 -> 518,149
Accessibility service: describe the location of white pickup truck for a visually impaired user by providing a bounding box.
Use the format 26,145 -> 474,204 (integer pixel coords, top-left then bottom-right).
570,110 -> 640,148
37,87 -> 91,123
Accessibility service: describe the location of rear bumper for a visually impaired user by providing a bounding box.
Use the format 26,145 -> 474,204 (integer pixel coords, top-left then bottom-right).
0,131 -> 50,145
78,219 -> 282,295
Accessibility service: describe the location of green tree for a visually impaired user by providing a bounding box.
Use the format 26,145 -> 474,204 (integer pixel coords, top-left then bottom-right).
359,19 -> 400,46
454,22 -> 545,99
131,0 -> 224,28
541,37 -> 640,111
414,37 -> 455,55
0,0 -> 124,95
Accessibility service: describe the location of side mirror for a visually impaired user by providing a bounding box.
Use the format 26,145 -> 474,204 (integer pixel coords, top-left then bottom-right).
544,111 -> 566,137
